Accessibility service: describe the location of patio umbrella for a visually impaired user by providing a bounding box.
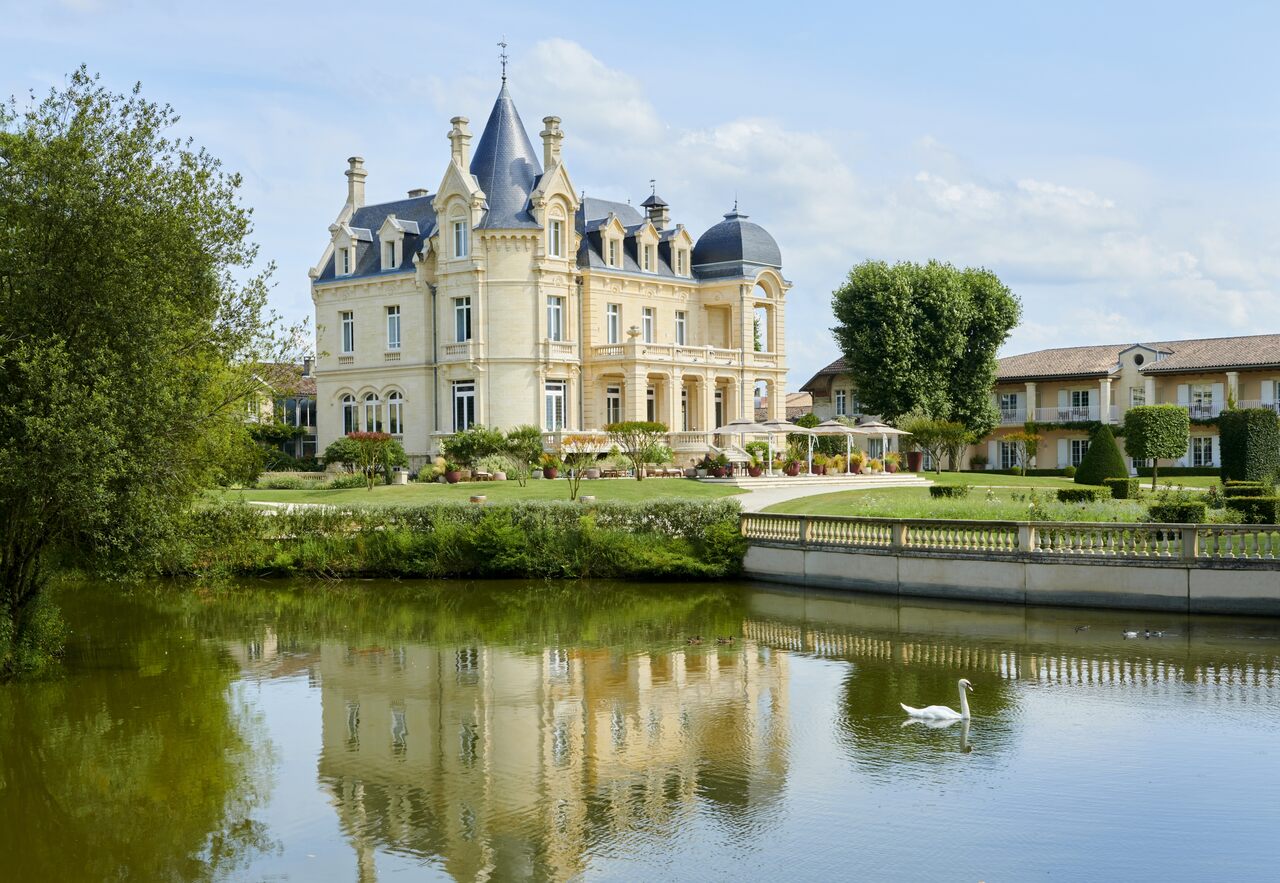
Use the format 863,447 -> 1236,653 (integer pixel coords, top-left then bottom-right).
762,419 -> 816,474
711,419 -> 773,474
852,419 -> 911,468
811,419 -> 871,473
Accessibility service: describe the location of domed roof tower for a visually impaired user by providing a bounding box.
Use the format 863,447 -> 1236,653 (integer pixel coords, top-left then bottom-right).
691,206 -> 782,277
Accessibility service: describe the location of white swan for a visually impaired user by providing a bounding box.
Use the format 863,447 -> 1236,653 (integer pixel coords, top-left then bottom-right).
901,678 -> 973,720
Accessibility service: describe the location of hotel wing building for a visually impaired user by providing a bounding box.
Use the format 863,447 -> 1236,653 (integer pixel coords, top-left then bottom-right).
310,79 -> 790,463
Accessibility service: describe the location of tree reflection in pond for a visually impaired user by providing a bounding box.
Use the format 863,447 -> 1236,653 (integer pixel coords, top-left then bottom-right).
0,585 -> 274,881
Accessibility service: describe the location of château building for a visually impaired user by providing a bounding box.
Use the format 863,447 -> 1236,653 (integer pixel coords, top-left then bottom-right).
309,76 -> 790,462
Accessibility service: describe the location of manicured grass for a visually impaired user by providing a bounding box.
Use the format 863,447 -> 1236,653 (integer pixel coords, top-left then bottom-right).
923,471 -> 1076,489
763,485 -> 1148,521
212,477 -> 743,508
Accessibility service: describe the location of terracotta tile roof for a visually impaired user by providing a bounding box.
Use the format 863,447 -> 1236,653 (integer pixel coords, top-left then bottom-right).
998,333 -> 1280,381
800,357 -> 847,393
259,362 -> 317,396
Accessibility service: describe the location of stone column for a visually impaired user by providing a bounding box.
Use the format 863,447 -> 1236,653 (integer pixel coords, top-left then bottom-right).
625,365 -> 647,421
1144,375 -> 1156,405
1024,381 -> 1037,422
1226,371 -> 1240,405
666,373 -> 681,433
701,375 -> 716,432
1099,377 -> 1113,423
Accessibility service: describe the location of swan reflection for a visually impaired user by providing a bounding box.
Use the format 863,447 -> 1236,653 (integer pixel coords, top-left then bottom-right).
901,716 -> 972,753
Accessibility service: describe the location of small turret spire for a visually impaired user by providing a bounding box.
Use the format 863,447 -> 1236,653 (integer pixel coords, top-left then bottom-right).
498,36 -> 509,82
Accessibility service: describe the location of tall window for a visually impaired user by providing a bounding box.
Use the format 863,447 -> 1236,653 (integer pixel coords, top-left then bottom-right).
342,394 -> 358,434
549,220 -> 563,257
1130,387 -> 1146,407
1190,383 -> 1215,418
386,305 -> 401,350
1070,390 -> 1091,408
835,389 -> 847,416
298,397 -> 315,429
453,221 -> 468,258
676,249 -> 686,275
675,311 -> 687,346
680,387 -> 688,431
387,391 -> 403,435
999,392 -> 1019,415
453,381 -> 475,431
546,296 -> 564,342
605,386 -> 622,425
606,304 -> 620,344
643,245 -> 654,271
608,239 -> 619,267
363,393 -> 381,432
1000,441 -> 1019,470
1070,438 -> 1089,467
341,247 -> 352,275
384,241 -> 396,269
1191,436 -> 1214,467
646,387 -> 656,422
454,297 -> 472,342
714,389 -> 723,429
545,381 -> 567,430
341,311 -> 354,354
642,307 -> 654,343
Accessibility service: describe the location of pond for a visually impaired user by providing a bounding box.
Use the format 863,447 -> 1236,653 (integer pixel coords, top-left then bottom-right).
3,579 -> 1280,881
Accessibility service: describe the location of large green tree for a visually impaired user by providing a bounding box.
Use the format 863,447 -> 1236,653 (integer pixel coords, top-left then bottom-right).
830,260 -> 1021,437
0,70 -> 290,675
1122,405 -> 1190,489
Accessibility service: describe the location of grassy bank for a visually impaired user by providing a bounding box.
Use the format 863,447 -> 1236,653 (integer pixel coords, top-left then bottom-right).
160,500 -> 746,581
764,485 -> 1149,521
212,477 -> 743,508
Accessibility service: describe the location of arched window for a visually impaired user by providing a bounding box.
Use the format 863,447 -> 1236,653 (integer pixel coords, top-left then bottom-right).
363,393 -> 381,432
387,391 -> 403,435
341,394 -> 358,434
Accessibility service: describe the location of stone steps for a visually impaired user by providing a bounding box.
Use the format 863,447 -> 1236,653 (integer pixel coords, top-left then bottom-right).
700,473 -> 933,490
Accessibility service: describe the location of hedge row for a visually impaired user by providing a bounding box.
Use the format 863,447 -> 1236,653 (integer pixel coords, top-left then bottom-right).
159,501 -> 747,580
1104,478 -> 1140,499
1136,466 -> 1220,477
1057,487 -> 1111,503
1226,497 -> 1280,525
1147,501 -> 1208,523
929,485 -> 971,499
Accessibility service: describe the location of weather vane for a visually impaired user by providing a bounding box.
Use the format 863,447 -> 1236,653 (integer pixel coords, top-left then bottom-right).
650,178 -> 656,196
498,36 -> 509,82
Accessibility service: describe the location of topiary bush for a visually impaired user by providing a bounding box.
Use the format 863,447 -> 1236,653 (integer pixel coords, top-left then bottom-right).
1062,465 -> 1076,479
1124,405 -> 1191,488
1219,407 -> 1280,485
1104,477 -> 1140,499
1146,500 -> 1207,523
1074,425 -> 1129,486
1226,496 -> 1280,525
1224,485 -> 1268,498
929,485 -> 970,499
1057,487 -> 1111,503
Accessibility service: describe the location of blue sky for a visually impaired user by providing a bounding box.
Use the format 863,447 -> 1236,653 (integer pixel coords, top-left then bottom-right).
6,0 -> 1279,384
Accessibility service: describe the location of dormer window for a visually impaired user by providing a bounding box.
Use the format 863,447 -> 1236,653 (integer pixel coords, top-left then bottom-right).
453,221 -> 469,258
384,241 -> 397,269
340,247 -> 352,275
608,239 -> 619,268
643,245 -> 654,272
675,248 -> 686,276
549,219 -> 564,258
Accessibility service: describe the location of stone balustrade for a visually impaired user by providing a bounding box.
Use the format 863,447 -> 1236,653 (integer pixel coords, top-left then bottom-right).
741,513 -> 1280,564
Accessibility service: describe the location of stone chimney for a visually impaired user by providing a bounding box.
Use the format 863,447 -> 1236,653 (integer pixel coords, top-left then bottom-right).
448,116 -> 472,168
302,356 -> 314,377
345,157 -> 367,208
540,116 -> 564,168
407,187 -> 429,198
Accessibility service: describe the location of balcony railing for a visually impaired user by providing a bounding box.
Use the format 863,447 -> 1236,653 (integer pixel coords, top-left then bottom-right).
1030,405 -> 1118,423
541,339 -> 578,360
1234,400 -> 1280,414
589,343 -> 777,368
1182,402 -> 1225,419
441,341 -> 481,362
999,408 -> 1027,425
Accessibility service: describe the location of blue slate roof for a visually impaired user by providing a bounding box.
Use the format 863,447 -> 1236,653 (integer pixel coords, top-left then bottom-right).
692,208 -> 782,276
314,195 -> 437,282
470,83 -> 543,229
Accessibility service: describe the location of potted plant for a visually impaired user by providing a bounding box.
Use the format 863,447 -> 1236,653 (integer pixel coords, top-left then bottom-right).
783,460 -> 801,477
849,451 -> 866,474
695,452 -> 715,478
540,453 -> 561,479
444,461 -> 462,484
868,457 -> 884,474
884,451 -> 901,474
906,450 -> 924,472
812,453 -> 829,475
747,453 -> 764,478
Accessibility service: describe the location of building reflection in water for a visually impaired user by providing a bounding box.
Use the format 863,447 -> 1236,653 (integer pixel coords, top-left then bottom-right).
312,639 -> 789,881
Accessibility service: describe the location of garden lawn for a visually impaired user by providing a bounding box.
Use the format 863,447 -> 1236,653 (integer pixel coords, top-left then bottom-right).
211,477 -> 744,508
763,485 -> 1147,522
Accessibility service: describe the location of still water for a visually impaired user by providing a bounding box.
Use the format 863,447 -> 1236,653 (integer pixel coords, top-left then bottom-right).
4,579 -> 1280,881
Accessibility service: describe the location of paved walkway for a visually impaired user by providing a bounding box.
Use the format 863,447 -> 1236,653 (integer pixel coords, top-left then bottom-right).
735,479 -> 927,512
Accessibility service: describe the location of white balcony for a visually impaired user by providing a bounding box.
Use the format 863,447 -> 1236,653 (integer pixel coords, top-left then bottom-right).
1182,402 -> 1225,419
1234,400 -> 1280,414
541,339 -> 578,361
588,343 -> 772,368
999,408 -> 1028,426
1031,405 -> 1113,423
441,341 -> 481,362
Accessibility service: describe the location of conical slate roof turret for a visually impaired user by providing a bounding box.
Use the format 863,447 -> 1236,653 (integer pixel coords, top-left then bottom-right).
469,82 -> 542,228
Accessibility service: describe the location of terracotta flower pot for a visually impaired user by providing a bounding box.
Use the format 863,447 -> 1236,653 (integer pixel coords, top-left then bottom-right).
710,466 -> 726,478
907,451 -> 923,472
784,463 -> 800,477
445,470 -> 461,484
886,463 -> 898,473
748,466 -> 763,477
543,467 -> 558,479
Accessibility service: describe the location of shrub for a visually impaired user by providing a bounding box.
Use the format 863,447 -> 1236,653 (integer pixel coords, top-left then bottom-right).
1074,425 -> 1128,486
1225,479 -> 1266,487
1226,496 -> 1280,525
1224,485 -> 1268,498
259,475 -> 306,490
1062,465 -> 1076,479
1057,487 -> 1111,503
1103,477 -> 1140,500
929,485 -> 970,498
440,424 -> 506,467
1219,408 -> 1280,485
1135,466 -> 1219,477
1146,500 -> 1207,523
322,436 -> 361,472
324,474 -> 369,490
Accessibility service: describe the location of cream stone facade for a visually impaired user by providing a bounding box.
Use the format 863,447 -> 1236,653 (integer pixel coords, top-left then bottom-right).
310,79 -> 789,465
802,333 -> 1280,472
